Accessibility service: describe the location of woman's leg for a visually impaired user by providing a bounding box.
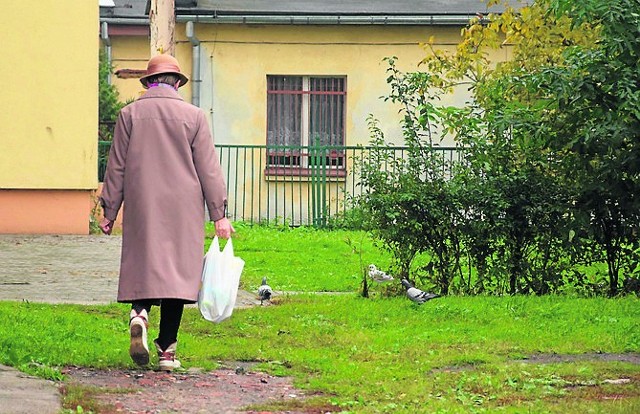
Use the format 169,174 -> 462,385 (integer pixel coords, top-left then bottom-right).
154,299 -> 185,371
157,299 -> 185,350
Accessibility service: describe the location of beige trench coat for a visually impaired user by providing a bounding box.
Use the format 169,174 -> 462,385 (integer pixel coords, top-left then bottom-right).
100,86 -> 227,303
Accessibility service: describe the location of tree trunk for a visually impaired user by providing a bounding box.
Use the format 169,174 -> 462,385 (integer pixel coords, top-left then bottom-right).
361,265 -> 369,298
509,246 -> 523,295
606,243 -> 619,297
149,0 -> 175,56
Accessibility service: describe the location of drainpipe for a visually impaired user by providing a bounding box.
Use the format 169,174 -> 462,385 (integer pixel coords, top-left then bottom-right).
100,22 -> 112,85
185,21 -> 201,107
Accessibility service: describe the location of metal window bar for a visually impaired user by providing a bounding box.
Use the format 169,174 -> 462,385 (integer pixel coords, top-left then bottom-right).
267,75 -> 346,172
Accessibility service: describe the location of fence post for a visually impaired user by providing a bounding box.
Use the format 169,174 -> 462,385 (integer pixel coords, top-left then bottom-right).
310,141 -> 328,227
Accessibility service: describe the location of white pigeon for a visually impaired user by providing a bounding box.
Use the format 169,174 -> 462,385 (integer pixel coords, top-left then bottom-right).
257,277 -> 273,304
400,278 -> 440,304
368,264 -> 394,283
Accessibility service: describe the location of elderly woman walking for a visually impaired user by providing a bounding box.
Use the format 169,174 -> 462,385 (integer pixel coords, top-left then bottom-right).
99,54 -> 233,371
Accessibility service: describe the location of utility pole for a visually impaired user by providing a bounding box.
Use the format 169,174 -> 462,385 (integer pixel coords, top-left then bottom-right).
149,0 -> 175,56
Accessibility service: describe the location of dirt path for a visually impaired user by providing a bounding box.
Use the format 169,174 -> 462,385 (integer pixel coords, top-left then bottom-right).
60,353 -> 640,413
62,366 -> 316,414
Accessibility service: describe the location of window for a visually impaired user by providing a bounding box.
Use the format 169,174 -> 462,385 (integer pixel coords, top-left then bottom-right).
267,75 -> 346,173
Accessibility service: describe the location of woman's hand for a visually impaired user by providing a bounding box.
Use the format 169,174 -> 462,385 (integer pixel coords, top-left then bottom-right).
214,217 -> 235,239
99,218 -> 114,235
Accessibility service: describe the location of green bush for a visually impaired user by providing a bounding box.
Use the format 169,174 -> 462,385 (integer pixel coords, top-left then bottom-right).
356,0 -> 640,296
355,59 -> 464,295
98,51 -> 125,139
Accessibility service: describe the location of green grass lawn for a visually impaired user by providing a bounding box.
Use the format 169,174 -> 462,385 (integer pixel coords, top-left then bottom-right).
1,225 -> 639,413
0,296 -> 638,413
209,222 -> 394,293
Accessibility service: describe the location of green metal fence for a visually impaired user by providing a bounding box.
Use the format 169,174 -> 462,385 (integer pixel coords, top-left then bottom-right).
97,142 -> 463,226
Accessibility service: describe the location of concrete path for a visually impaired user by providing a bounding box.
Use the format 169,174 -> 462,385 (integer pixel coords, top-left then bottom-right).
0,234 -> 121,304
0,233 -> 260,413
0,365 -> 61,414
0,234 -> 259,306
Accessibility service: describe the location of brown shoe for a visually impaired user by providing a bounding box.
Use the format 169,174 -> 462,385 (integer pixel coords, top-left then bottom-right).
129,309 -> 149,366
154,340 -> 181,372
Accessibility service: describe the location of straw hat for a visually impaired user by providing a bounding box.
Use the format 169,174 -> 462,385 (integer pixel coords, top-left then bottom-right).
139,54 -> 189,88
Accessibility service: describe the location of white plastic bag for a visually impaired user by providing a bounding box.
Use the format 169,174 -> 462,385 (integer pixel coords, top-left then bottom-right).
198,236 -> 244,323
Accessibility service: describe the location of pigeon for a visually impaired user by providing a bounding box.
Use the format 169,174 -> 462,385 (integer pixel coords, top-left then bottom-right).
400,278 -> 440,304
368,264 -> 394,283
257,277 -> 273,304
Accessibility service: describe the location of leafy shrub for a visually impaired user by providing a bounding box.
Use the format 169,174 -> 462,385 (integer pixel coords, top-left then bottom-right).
357,0 -> 640,296
355,59 -> 464,295
98,51 -> 124,128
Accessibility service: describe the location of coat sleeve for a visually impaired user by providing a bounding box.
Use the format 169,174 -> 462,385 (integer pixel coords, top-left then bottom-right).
99,110 -> 131,221
192,110 -> 228,221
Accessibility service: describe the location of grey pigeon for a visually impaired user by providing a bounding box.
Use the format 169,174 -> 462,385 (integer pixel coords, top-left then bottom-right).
368,264 -> 394,283
401,278 -> 440,304
257,277 -> 273,304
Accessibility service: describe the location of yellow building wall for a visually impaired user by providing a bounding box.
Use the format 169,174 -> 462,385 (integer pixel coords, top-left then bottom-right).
0,1 -> 98,233
0,1 -> 98,189
106,23 -> 506,147
189,24 -> 510,147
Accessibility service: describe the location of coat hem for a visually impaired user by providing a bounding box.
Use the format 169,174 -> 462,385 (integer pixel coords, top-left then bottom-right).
117,297 -> 197,305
